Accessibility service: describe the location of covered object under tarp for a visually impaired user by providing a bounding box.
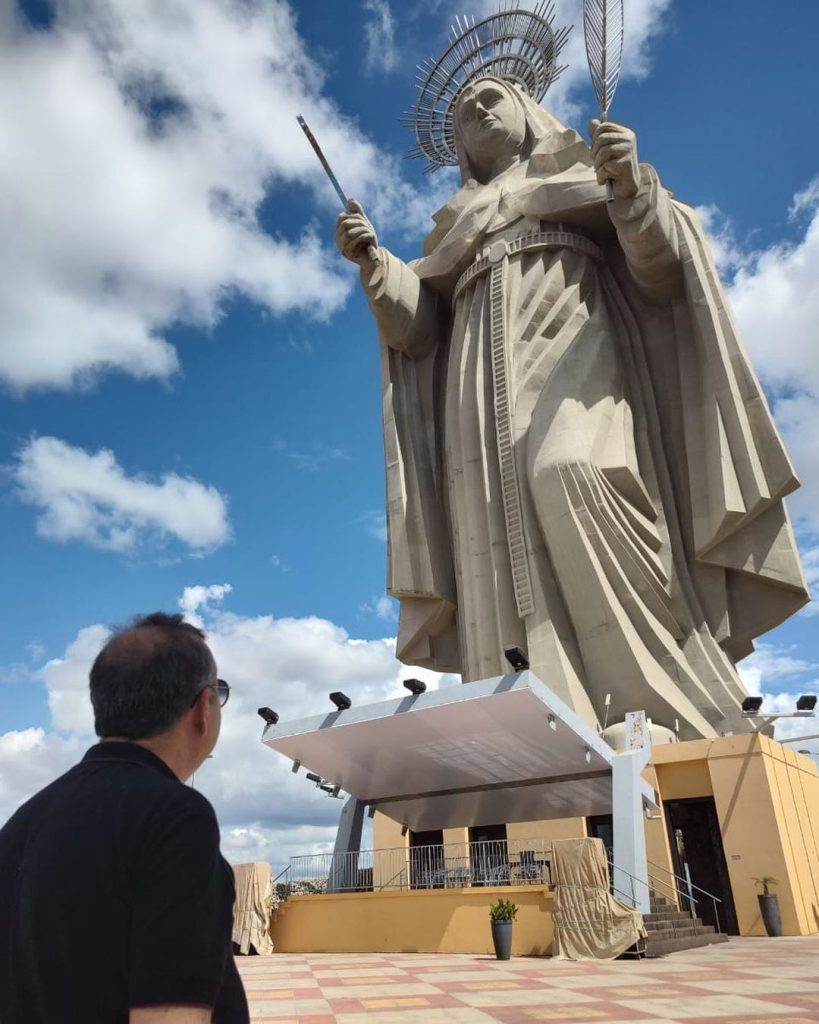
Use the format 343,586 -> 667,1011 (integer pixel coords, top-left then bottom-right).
232,862 -> 274,955
552,838 -> 646,959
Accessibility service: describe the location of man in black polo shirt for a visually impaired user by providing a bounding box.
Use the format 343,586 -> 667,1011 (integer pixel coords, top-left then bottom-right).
0,612 -> 250,1024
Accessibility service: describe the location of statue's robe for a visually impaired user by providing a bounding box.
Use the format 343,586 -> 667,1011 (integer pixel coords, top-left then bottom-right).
362,129 -> 808,738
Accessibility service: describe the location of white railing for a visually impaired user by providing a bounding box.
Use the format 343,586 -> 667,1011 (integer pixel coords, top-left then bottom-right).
287,837 -> 553,894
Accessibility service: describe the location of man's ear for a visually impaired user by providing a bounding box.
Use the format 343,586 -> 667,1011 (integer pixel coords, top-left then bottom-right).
189,687 -> 211,734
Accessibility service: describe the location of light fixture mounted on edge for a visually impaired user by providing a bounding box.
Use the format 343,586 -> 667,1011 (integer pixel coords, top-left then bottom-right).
257,707 -> 279,726
329,691 -> 352,711
797,695 -> 817,712
403,678 -> 427,695
504,646 -> 529,671
741,696 -> 763,715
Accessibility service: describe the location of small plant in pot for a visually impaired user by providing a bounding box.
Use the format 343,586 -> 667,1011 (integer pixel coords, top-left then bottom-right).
753,876 -> 781,937
489,898 -> 517,960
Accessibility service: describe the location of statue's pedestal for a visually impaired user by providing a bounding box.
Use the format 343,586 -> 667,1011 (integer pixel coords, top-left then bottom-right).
263,671 -> 658,909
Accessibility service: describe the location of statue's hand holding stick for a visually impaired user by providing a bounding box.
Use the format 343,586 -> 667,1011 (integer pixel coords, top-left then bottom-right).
297,115 -> 380,267
584,0 -> 625,202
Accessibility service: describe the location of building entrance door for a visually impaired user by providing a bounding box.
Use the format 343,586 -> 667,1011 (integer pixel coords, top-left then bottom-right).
664,797 -> 738,934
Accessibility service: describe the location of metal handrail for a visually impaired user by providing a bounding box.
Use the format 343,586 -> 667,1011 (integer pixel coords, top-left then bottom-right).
610,857 -> 723,934
288,836 -> 553,894
647,858 -> 723,902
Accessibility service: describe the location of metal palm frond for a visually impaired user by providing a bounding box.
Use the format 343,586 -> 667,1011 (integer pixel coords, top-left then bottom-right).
583,0 -> 624,121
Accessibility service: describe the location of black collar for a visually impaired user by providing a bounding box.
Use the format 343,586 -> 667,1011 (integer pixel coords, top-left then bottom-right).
82,742 -> 178,781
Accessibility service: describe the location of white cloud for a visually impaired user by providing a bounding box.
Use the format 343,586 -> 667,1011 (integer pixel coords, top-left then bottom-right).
358,509 -> 387,542
360,594 -> 397,620
271,438 -> 351,473
363,0 -> 399,74
790,175 -> 819,220
0,0 -> 447,393
12,436 -> 231,555
40,624 -> 110,734
694,205 -> 749,277
721,180 -> 819,536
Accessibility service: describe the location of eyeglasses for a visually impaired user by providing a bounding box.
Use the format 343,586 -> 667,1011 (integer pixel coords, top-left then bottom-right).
191,678 -> 230,708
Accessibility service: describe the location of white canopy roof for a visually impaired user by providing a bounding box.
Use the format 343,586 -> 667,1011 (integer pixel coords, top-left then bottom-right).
263,671 -> 656,831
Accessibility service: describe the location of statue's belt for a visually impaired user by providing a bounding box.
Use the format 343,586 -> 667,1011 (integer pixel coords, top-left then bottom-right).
452,229 -> 604,303
451,228 -> 603,621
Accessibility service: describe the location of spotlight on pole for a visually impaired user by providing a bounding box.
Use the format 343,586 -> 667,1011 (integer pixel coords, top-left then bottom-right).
257,707 -> 279,726
504,646 -> 530,671
797,695 -> 817,712
403,678 -> 427,696
741,696 -> 763,715
329,691 -> 352,711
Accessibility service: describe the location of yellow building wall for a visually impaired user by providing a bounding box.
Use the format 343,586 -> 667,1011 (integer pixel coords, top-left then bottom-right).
640,764 -> 677,906
271,885 -> 553,954
653,734 -> 819,937
506,817 -> 587,844
372,812 -> 407,889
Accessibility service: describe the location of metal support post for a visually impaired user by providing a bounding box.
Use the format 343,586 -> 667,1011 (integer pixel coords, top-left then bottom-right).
612,744 -> 651,914
327,797 -> 365,893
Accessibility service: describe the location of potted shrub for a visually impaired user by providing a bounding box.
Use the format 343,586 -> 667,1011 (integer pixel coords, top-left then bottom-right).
489,898 -> 517,960
753,876 -> 781,937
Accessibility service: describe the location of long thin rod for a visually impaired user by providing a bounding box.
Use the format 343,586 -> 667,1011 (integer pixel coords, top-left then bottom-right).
297,115 -> 379,264
297,115 -> 349,208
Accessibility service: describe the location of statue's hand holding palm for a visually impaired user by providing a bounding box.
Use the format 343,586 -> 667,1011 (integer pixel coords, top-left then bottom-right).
589,119 -> 640,200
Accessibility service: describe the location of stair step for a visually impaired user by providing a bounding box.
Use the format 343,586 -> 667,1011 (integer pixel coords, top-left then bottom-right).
645,931 -> 728,957
645,925 -> 715,941
645,919 -> 704,933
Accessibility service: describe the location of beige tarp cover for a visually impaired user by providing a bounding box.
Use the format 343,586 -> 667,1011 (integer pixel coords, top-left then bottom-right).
552,838 -> 646,960
232,862 -> 274,955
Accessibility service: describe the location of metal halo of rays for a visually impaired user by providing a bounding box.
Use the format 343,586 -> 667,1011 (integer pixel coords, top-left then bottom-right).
583,0 -> 624,122
404,1 -> 572,173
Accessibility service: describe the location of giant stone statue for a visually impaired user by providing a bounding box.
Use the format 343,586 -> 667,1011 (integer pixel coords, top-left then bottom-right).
334,9 -> 808,741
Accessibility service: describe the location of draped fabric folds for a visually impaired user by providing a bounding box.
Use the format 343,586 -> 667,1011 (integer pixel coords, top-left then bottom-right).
364,84 -> 807,739
232,862 -> 274,955
552,838 -> 646,960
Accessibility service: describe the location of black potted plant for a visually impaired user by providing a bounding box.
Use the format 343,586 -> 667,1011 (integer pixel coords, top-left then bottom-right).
753,876 -> 781,936
489,898 -> 517,960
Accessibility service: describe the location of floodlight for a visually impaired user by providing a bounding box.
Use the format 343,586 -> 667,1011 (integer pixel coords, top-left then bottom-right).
305,772 -> 322,784
403,678 -> 427,695
400,824 -> 408,837
741,696 -> 763,714
367,805 -> 377,819
257,707 -> 279,726
504,646 -> 530,671
796,695 -> 817,712
329,691 -> 352,711
291,760 -> 301,774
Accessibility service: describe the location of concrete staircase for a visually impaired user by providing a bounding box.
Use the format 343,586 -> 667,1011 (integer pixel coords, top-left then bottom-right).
642,895 -> 728,956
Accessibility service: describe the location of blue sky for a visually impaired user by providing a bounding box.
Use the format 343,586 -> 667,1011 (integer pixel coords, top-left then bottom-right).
2,0 -> 819,865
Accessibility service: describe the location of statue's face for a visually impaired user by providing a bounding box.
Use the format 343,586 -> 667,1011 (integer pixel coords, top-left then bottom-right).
456,81 -> 525,172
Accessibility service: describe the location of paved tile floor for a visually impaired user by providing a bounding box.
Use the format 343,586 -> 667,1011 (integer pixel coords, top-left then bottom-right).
235,936 -> 819,1024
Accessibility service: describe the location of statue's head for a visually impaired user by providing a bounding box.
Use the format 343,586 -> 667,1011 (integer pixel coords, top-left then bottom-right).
455,78 -> 526,177
454,76 -> 571,186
